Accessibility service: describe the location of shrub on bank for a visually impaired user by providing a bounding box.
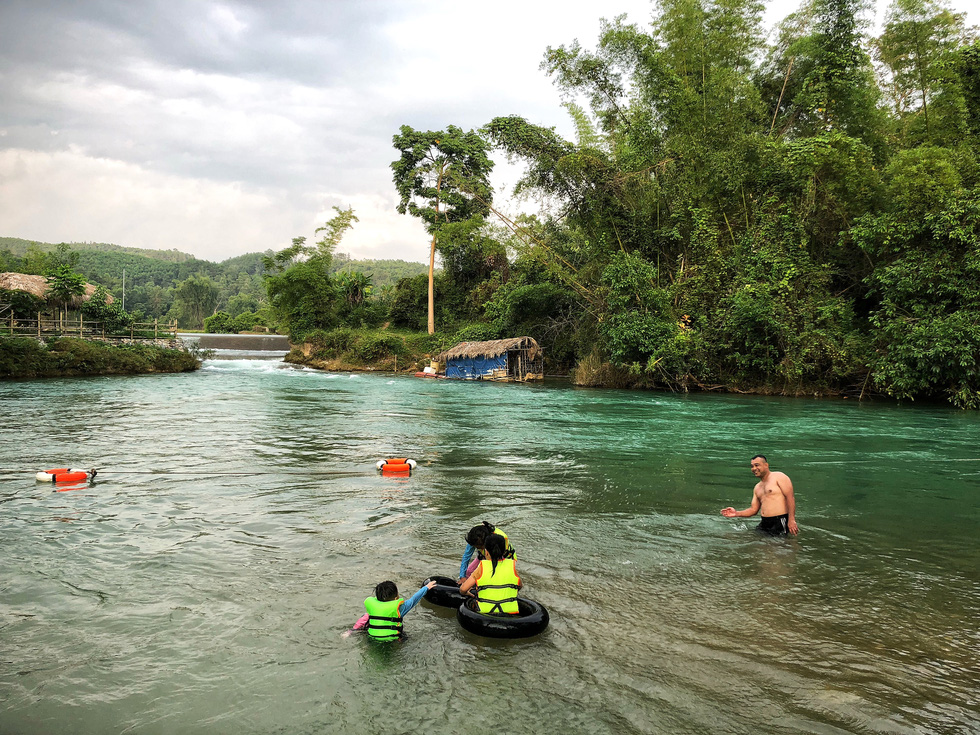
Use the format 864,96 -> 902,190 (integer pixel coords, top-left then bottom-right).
293,327 -> 458,370
0,337 -> 48,377
402,332 -> 449,357
204,311 -> 263,334
304,328 -> 356,357
451,323 -> 500,343
352,332 -> 404,361
0,337 -> 200,379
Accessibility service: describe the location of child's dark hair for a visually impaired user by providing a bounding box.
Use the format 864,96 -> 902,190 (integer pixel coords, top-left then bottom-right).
375,580 -> 398,601
465,521 -> 496,548
485,533 -> 507,574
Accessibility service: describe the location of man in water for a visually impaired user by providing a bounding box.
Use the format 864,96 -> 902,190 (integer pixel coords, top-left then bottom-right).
721,455 -> 799,535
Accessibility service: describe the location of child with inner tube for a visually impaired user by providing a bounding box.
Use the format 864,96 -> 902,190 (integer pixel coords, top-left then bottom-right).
459,534 -> 523,615
344,579 -> 437,641
457,521 -> 516,583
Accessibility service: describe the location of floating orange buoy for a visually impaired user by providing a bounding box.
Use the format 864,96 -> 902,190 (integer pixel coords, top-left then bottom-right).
376,458 -> 416,475
36,468 -> 97,483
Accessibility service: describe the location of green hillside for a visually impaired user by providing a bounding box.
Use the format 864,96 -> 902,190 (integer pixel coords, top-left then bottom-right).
330,253 -> 429,287
0,236 -> 430,327
0,236 -> 196,263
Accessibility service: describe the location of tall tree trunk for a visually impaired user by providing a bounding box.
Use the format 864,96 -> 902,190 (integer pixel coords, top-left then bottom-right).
427,231 -> 437,334
428,161 -> 446,335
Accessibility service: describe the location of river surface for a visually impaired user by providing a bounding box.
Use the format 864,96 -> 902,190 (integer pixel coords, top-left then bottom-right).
1,347 -> 978,735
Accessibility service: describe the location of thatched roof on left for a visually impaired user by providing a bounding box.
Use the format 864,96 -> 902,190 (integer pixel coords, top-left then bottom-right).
0,272 -> 109,306
438,336 -> 540,362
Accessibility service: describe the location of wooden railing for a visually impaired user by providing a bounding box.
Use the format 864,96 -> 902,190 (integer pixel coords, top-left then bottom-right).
0,311 -> 178,341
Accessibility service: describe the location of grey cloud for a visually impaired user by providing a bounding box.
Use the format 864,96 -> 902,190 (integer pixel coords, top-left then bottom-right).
0,0 -> 407,85
0,0 -> 687,260
0,0 -> 561,182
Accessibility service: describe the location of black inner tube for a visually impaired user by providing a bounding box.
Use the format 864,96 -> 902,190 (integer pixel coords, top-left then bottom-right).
456,597 -> 549,639
422,575 -> 472,608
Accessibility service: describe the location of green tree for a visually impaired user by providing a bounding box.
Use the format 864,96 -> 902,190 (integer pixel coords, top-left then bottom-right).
955,41 -> 980,140
874,0 -> 972,145
791,0 -> 886,152
262,207 -> 358,339
853,148 -> 980,407
81,285 -> 134,332
133,284 -> 173,318
22,244 -> 52,275
391,125 -> 494,333
336,271 -> 372,308
173,274 -> 219,329
45,264 -> 87,318
225,293 -> 261,317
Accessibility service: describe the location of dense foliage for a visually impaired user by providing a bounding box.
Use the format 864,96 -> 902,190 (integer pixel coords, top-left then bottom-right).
467,0 -> 978,407
3,0 -> 978,406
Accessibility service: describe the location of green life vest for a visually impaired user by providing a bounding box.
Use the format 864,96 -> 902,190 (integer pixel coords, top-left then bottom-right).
475,558 -> 520,614
364,596 -> 404,640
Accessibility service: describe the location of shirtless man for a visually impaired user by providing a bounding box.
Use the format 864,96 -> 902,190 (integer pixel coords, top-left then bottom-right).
721,455 -> 799,535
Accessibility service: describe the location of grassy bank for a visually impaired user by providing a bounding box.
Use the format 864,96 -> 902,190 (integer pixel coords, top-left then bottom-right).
0,337 -> 201,379
284,327 -> 454,373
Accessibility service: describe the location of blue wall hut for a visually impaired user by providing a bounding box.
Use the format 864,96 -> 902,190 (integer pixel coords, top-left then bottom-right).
438,336 -> 543,382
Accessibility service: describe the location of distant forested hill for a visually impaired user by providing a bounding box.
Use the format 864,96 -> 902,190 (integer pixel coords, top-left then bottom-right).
0,236 -> 196,263
0,236 -> 429,323
330,253 -> 428,287
0,237 -> 267,320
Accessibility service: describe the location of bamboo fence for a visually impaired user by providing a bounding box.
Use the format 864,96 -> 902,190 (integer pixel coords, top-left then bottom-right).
0,311 -> 177,342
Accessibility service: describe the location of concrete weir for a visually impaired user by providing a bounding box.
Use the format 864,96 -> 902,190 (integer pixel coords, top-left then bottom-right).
194,334 -> 290,351
180,332 -> 291,359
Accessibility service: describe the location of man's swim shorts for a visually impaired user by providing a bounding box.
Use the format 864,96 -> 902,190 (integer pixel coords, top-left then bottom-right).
757,513 -> 789,535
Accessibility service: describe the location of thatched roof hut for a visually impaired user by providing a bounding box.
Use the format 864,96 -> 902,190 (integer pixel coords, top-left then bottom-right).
0,272 -> 109,307
438,336 -> 541,362
437,336 -> 543,382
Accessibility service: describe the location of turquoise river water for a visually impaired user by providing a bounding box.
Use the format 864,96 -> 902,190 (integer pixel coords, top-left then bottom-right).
1,348 -> 978,734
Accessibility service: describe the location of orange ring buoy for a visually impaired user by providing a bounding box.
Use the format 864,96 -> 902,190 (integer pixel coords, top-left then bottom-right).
53,471 -> 90,482
381,463 -> 412,474
376,458 -> 416,475
36,468 -> 97,483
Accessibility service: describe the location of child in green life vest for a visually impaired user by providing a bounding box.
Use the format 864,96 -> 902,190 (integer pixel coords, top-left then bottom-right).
459,534 -> 523,614
344,579 -> 437,641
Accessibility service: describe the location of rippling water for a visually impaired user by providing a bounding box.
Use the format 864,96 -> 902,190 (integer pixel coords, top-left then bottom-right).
1,353 -> 978,734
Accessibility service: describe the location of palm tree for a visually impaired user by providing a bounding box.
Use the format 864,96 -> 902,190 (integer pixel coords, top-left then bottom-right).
45,265 -> 87,328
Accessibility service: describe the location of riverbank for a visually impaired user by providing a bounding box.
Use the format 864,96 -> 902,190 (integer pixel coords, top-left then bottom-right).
284,328 -> 856,398
0,336 -> 201,379
568,352 -> 859,398
283,327 -> 452,374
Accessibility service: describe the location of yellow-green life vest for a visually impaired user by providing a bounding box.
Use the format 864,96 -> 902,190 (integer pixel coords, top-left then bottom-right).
364,596 -> 404,640
478,528 -> 516,561
495,528 -> 516,559
475,558 -> 520,614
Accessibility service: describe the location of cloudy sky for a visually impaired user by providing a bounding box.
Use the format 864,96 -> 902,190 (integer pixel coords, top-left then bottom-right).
0,0 -> 974,264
